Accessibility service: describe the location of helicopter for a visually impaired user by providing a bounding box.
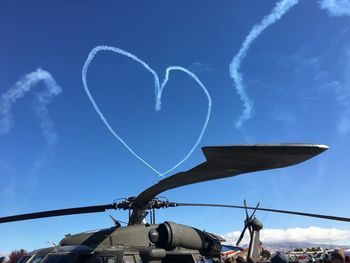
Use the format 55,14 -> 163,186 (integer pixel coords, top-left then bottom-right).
2,143 -> 350,263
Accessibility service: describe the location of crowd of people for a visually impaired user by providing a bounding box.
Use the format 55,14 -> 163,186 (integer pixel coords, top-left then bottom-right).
288,249 -> 349,263
223,248 -> 350,263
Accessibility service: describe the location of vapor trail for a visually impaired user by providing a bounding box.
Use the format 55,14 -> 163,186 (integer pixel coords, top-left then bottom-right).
230,0 -> 299,129
82,46 -> 211,177
0,68 -> 62,166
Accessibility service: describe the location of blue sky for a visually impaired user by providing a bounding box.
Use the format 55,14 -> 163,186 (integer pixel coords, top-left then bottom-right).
1,0 -> 350,253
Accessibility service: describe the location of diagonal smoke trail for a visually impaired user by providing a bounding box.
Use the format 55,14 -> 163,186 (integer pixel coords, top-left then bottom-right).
82,46 -> 211,177
0,68 -> 62,167
230,0 -> 299,129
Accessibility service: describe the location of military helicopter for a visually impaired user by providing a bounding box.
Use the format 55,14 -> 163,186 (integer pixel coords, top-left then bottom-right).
2,144 -> 350,263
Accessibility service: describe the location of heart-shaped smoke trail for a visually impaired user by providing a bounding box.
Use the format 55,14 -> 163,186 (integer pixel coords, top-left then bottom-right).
0,68 -> 62,167
230,0 -> 299,129
82,46 -> 212,177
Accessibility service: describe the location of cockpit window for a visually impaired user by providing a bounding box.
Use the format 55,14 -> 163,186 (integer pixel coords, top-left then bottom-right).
17,256 -> 31,263
41,254 -> 75,263
41,253 -> 91,263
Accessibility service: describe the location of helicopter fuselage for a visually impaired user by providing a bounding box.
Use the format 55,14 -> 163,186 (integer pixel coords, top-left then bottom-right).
34,221 -> 222,263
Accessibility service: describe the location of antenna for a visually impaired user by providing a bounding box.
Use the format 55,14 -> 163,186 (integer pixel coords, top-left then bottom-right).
45,241 -> 57,252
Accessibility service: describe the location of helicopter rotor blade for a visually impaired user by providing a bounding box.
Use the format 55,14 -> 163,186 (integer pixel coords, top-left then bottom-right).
174,203 -> 350,223
236,199 -> 249,246
130,144 -> 328,224
244,199 -> 249,219
0,204 -> 116,224
236,224 -> 248,246
236,200 -> 259,246
133,144 -> 328,207
0,144 -> 330,226
249,202 -> 260,221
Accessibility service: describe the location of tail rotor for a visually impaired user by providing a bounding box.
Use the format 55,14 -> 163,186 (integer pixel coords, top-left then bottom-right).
236,200 -> 260,246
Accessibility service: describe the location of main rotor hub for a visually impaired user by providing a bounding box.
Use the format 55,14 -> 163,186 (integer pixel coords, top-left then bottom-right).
115,197 -> 177,211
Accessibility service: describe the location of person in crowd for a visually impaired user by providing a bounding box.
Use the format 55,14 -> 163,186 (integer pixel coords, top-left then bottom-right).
271,251 -> 289,263
331,249 -> 345,263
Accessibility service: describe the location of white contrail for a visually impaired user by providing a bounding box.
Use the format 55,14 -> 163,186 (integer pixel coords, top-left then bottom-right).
0,68 -> 62,166
82,46 -> 212,177
230,0 -> 299,129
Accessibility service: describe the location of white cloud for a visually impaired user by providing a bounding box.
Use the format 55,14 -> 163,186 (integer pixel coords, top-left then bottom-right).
333,50 -> 350,135
297,49 -> 350,136
337,105 -> 350,134
319,0 -> 350,16
189,62 -> 212,75
222,227 -> 350,245
271,109 -> 297,126
336,98 -> 350,135
0,252 -> 9,259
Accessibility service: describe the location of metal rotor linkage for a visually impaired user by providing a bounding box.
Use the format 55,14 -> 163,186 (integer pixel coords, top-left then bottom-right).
114,197 -> 178,224
116,197 -> 177,210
